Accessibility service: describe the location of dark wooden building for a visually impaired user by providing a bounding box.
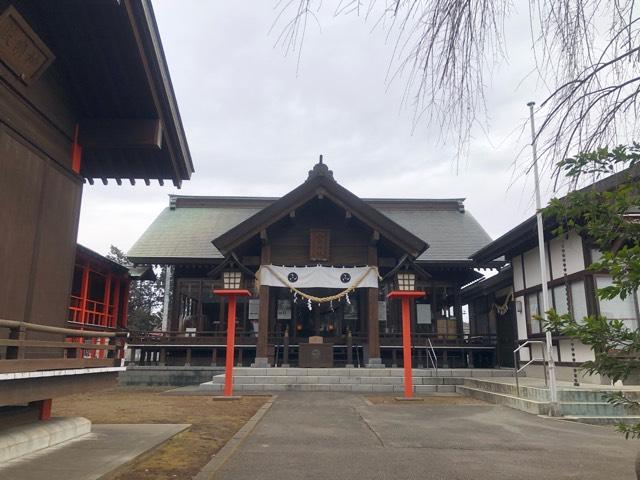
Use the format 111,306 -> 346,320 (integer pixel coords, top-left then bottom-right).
0,0 -> 191,423
128,161 -> 498,368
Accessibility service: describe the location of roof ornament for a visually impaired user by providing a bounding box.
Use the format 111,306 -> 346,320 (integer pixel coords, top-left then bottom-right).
308,154 -> 334,180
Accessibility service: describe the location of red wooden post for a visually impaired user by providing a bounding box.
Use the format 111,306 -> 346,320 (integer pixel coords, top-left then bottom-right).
102,273 -> 112,327
79,263 -> 90,325
112,278 -> 121,328
388,290 -> 425,399
401,296 -> 412,398
121,279 -> 130,328
214,289 -> 251,397
38,399 -> 52,421
71,124 -> 82,174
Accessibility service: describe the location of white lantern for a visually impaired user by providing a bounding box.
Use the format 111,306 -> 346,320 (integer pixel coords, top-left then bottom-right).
223,271 -> 242,290
396,272 -> 416,291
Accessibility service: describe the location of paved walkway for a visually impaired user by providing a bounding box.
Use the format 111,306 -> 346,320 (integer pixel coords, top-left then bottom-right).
216,393 -> 638,480
0,423 -> 189,480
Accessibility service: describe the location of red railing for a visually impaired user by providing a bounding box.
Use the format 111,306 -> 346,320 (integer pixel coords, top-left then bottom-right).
68,295 -> 116,328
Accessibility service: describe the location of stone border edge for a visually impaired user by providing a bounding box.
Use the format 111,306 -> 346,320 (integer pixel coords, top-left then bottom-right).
193,395 -> 277,480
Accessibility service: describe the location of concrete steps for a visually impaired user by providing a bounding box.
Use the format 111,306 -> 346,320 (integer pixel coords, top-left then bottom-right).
562,416 -> 640,425
456,377 -> 640,424
198,367 -> 510,394
455,385 -> 550,415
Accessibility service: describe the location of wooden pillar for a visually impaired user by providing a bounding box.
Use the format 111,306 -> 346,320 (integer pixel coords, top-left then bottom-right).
6,324 -> 26,359
256,244 -> 271,367
112,278 -> 121,328
79,263 -> 90,325
32,399 -> 52,421
185,347 -> 192,366
367,244 -> 381,365
159,348 -> 166,366
211,347 -> 217,366
454,284 -> 463,335
282,327 -> 290,367
102,273 -> 112,327
121,279 -> 130,328
313,304 -> 320,334
237,347 -> 244,367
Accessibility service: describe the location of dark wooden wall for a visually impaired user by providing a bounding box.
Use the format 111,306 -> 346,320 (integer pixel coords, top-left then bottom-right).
0,2 -> 81,357
269,199 -> 372,266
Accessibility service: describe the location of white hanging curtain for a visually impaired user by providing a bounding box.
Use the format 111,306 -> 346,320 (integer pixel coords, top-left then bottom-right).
257,264 -> 380,290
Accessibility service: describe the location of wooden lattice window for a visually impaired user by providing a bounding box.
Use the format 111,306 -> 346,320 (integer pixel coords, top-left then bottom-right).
309,229 -> 330,261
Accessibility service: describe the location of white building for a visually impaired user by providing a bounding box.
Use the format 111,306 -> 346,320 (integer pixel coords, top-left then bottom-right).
470,167 -> 640,384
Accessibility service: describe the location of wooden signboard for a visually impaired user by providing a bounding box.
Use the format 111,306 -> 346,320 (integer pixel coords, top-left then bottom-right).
309,229 -> 330,261
0,6 -> 55,84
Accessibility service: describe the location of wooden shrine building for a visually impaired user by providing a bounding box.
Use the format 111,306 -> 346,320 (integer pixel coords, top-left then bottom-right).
0,0 -> 192,427
128,160 -> 499,368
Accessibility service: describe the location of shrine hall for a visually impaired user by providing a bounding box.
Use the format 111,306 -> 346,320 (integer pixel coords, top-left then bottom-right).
127,159 -> 500,368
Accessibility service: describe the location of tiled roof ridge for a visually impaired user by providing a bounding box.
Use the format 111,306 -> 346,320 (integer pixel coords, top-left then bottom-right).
168,194 -> 467,211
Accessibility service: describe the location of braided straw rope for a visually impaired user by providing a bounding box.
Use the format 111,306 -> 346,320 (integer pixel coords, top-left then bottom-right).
493,290 -> 513,315
262,265 -> 380,304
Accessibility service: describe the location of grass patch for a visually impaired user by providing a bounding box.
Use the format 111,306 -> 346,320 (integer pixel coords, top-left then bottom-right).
53,387 -> 269,480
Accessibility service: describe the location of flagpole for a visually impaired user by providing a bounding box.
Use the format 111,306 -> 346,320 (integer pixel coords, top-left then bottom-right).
527,101 -> 560,416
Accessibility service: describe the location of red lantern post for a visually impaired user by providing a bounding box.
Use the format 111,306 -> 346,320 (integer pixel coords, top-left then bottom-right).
214,289 -> 251,396
387,290 -> 425,398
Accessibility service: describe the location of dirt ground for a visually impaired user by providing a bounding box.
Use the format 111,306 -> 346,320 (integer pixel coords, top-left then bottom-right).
365,393 -> 488,405
52,387 -> 269,480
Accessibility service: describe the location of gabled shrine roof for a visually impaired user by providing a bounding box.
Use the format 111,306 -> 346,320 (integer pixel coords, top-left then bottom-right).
127,181 -> 493,266
212,161 -> 428,259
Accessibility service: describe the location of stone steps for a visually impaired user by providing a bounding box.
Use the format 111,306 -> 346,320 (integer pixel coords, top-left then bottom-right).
208,375 -> 466,386
455,385 -> 551,415
456,378 -> 640,422
199,382 -> 458,394
562,416 -> 640,425
198,367 -> 502,394
227,367 -> 514,378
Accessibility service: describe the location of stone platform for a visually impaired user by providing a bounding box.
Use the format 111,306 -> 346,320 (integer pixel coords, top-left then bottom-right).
199,367 -> 514,394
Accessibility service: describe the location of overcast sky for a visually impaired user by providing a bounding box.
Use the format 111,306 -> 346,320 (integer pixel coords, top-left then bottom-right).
78,1 -> 556,256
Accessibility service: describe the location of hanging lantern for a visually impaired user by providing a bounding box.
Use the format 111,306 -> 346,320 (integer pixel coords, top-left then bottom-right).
223,270 -> 242,290
396,272 -> 416,291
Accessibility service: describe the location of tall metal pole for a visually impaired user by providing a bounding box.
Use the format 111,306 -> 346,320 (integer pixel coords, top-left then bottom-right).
527,101 -> 559,415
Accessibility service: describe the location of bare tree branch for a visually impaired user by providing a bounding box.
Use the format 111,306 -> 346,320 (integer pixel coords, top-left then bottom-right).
272,1 -> 640,179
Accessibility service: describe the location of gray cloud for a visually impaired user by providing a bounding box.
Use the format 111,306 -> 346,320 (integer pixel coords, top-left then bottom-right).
78,1 -> 563,255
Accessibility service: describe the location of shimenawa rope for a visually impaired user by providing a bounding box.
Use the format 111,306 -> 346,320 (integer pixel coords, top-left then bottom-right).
261,265 -> 380,304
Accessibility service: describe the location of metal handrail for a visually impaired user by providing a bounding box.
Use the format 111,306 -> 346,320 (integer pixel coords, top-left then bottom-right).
426,337 -> 438,376
513,340 -> 548,396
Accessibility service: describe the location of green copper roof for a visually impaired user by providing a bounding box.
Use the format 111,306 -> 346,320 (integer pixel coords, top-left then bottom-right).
127,196 -> 492,264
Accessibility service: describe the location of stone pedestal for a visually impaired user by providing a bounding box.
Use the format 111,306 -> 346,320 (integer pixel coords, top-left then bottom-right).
252,357 -> 269,368
367,357 -> 385,368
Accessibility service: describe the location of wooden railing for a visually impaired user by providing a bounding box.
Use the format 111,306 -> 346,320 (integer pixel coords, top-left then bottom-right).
127,330 -> 497,347
0,318 -> 128,374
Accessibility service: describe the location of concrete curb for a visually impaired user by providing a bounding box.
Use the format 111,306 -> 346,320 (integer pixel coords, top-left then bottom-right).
193,395 -> 277,480
0,417 -> 91,462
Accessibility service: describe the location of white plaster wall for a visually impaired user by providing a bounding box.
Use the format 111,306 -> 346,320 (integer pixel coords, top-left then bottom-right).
526,365 -> 603,384
512,255 -> 524,291
516,342 -> 558,362
559,339 -> 595,363
523,246 -> 552,287
549,230 -> 585,279
515,297 -> 527,340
